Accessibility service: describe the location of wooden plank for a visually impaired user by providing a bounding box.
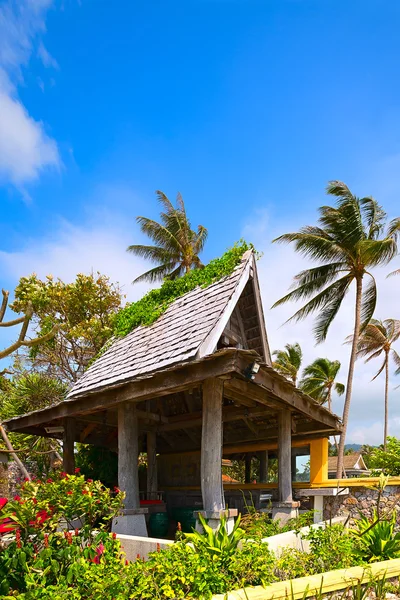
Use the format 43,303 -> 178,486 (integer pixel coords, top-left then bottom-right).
249,260 -> 272,364
234,306 -> 248,349
62,417 -> 75,474
211,558 -> 400,599
5,351 -> 238,432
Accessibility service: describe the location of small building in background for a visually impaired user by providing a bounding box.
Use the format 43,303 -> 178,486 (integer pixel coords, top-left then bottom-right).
328,453 -> 370,479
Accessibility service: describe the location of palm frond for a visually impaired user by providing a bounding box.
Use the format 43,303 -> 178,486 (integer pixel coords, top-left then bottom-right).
132,262 -> 177,284
371,356 -> 387,381
136,217 -> 181,252
360,274 -> 377,328
273,232 -> 345,262
391,349 -> 400,375
126,244 -> 176,263
359,196 -> 386,240
334,382 -> 345,396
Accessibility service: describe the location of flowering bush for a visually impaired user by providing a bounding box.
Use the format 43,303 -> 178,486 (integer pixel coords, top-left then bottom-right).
0,470 -> 123,540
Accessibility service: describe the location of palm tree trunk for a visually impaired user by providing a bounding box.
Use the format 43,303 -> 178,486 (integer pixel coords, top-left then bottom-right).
336,276 -> 363,479
384,352 -> 389,451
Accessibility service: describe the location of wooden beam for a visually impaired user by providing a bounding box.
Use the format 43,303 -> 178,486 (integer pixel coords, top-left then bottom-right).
146,431 -> 158,498
5,351 -> 238,432
259,450 -> 268,483
233,355 -> 342,430
201,378 -> 225,512
118,402 -> 140,510
80,422 -> 97,442
278,410 -> 292,503
159,405 -> 270,432
62,417 -> 75,474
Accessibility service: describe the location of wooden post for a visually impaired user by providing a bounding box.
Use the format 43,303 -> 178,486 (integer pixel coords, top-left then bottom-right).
146,430 -> 158,499
259,450 -> 268,483
291,454 -> 297,483
245,454 -> 252,483
201,378 -> 225,512
118,402 -> 140,510
310,438 -> 329,484
62,417 -> 75,474
278,410 -> 292,503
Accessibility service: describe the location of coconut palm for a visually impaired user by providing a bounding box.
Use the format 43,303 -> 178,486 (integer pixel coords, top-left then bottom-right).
353,318 -> 400,451
299,358 -> 345,412
272,181 -> 400,477
272,342 -> 303,385
127,191 -> 208,283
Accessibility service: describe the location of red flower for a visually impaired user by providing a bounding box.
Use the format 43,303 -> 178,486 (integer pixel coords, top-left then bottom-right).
13,495 -> 21,502
114,487 -> 120,494
125,559 -> 129,566
75,528 -> 79,536
87,478 -> 93,483
60,472 -> 67,478
82,490 -> 88,495
74,467 -> 80,474
112,532 -> 117,539
32,498 -> 37,505
67,491 -> 73,495
46,478 -> 53,483
16,529 -> 21,549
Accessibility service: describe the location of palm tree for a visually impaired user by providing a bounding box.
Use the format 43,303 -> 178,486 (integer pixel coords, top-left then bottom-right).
127,191 -> 208,283
299,358 -> 345,412
272,181 -> 400,478
353,318 -> 400,451
272,342 -> 303,385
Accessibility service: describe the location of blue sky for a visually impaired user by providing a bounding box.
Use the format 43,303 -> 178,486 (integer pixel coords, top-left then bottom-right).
2,0 -> 400,444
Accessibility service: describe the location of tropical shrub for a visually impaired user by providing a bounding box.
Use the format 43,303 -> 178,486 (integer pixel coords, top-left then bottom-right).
354,509 -> 400,562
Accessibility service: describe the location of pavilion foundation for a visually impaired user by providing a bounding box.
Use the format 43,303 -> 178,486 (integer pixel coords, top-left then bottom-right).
112,402 -> 148,536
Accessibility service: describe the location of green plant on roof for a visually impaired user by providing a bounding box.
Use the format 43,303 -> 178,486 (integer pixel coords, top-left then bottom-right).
113,240 -> 254,336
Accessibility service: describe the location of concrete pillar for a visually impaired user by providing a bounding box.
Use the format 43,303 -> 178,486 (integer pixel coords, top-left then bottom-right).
112,402 -> 147,536
146,431 -> 158,499
62,418 -> 75,474
272,410 -> 299,524
196,378 -> 237,532
245,454 -> 252,484
259,450 -> 268,483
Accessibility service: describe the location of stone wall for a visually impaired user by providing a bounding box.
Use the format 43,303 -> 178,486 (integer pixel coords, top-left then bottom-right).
323,485 -> 400,523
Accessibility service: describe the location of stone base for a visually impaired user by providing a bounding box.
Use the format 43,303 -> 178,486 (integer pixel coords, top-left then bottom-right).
194,509 -> 238,534
112,509 -> 148,537
271,501 -> 300,525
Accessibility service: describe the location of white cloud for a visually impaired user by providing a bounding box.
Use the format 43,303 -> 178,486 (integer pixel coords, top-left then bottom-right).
37,42 -> 58,69
0,0 -> 60,189
0,89 -> 59,185
0,216 -> 151,304
244,210 -> 400,446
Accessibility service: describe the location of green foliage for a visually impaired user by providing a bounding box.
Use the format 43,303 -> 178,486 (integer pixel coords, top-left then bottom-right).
114,240 -> 254,336
367,436 -> 400,475
305,523 -> 364,571
75,445 -> 118,489
353,509 -> 400,562
240,508 -> 315,540
11,272 -> 123,383
184,513 -> 245,557
0,372 -> 67,475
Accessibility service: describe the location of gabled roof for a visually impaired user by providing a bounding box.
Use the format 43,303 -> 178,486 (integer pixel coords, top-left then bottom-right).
68,250 -> 271,399
328,453 -> 369,473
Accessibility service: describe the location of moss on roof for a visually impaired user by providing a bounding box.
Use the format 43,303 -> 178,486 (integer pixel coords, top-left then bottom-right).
112,240 -> 254,337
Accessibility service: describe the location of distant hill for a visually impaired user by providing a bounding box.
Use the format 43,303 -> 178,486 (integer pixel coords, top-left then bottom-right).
345,444 -> 363,452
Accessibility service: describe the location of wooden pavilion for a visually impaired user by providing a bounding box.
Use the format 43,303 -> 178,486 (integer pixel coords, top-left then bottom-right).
4,251 -> 342,535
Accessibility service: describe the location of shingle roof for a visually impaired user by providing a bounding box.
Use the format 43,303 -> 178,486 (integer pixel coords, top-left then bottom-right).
68,250 -> 260,399
328,453 -> 369,472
